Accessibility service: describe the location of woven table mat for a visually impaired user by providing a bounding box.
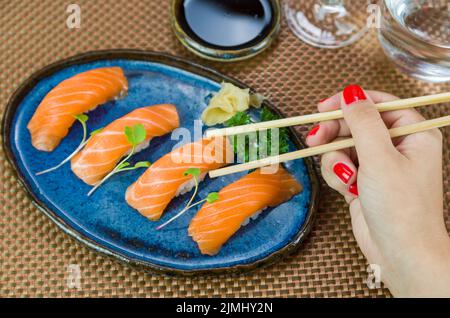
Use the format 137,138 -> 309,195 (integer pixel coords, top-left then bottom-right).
0,0 -> 448,298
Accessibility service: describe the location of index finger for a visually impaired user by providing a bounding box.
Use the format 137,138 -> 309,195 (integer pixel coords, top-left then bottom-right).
318,90 -> 399,112
307,90 -> 400,147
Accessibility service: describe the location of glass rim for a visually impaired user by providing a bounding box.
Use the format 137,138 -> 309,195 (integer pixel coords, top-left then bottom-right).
170,0 -> 282,62
382,0 -> 450,49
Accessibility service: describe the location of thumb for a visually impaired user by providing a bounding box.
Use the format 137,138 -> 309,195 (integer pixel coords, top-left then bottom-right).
341,85 -> 396,165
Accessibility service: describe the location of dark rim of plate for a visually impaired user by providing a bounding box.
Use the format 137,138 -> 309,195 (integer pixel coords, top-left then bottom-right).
1,49 -> 320,276
170,0 -> 281,62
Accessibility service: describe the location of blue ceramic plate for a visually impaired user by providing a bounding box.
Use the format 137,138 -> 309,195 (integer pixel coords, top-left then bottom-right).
2,50 -> 319,275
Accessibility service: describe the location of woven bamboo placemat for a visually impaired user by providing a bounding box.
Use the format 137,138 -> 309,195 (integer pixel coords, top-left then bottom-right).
0,0 -> 448,297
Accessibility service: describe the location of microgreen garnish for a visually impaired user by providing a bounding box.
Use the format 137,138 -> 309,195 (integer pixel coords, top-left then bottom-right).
183,167 -> 201,177
125,124 -> 146,145
133,161 -> 152,169
36,114 -> 96,176
206,192 -> 219,203
115,161 -> 151,172
75,113 -> 89,124
156,170 -> 219,231
87,123 -> 149,196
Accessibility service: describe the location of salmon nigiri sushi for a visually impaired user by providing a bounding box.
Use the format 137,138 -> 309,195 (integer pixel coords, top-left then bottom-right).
27,67 -> 128,152
189,166 -> 302,255
126,137 -> 233,221
71,104 -> 179,185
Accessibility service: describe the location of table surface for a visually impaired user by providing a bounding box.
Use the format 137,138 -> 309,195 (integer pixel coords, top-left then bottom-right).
1,0 -> 448,297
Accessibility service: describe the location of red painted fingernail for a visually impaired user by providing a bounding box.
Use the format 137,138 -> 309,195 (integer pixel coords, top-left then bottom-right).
319,97 -> 328,103
343,84 -> 366,105
333,162 -> 354,184
307,125 -> 320,137
349,181 -> 359,196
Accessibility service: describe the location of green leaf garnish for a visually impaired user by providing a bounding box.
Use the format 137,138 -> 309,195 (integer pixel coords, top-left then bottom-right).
125,123 -> 146,146
124,126 -> 133,142
134,161 -> 151,168
87,124 -> 149,196
261,107 -> 290,155
36,114 -> 92,176
206,192 -> 219,203
225,111 -> 252,127
117,162 -> 131,169
75,113 -> 89,124
225,107 -> 290,163
183,167 -> 201,177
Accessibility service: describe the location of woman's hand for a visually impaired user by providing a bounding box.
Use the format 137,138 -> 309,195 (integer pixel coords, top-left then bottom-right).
307,85 -> 450,297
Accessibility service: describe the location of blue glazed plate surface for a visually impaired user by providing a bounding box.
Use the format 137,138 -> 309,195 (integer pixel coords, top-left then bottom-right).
5,52 -> 316,273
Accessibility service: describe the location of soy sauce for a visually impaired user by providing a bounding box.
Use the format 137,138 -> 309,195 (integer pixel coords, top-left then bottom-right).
177,0 -> 274,50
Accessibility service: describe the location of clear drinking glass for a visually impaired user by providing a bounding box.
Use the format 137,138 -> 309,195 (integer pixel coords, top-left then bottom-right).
284,0 -> 370,48
378,0 -> 450,83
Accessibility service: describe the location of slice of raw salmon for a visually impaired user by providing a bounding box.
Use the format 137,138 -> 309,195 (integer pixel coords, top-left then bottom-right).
71,104 -> 179,185
126,137 -> 233,221
27,67 -> 128,152
188,166 -> 302,255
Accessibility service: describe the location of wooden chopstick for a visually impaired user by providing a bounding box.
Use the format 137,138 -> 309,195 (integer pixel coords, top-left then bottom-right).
206,92 -> 450,138
209,115 -> 450,178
